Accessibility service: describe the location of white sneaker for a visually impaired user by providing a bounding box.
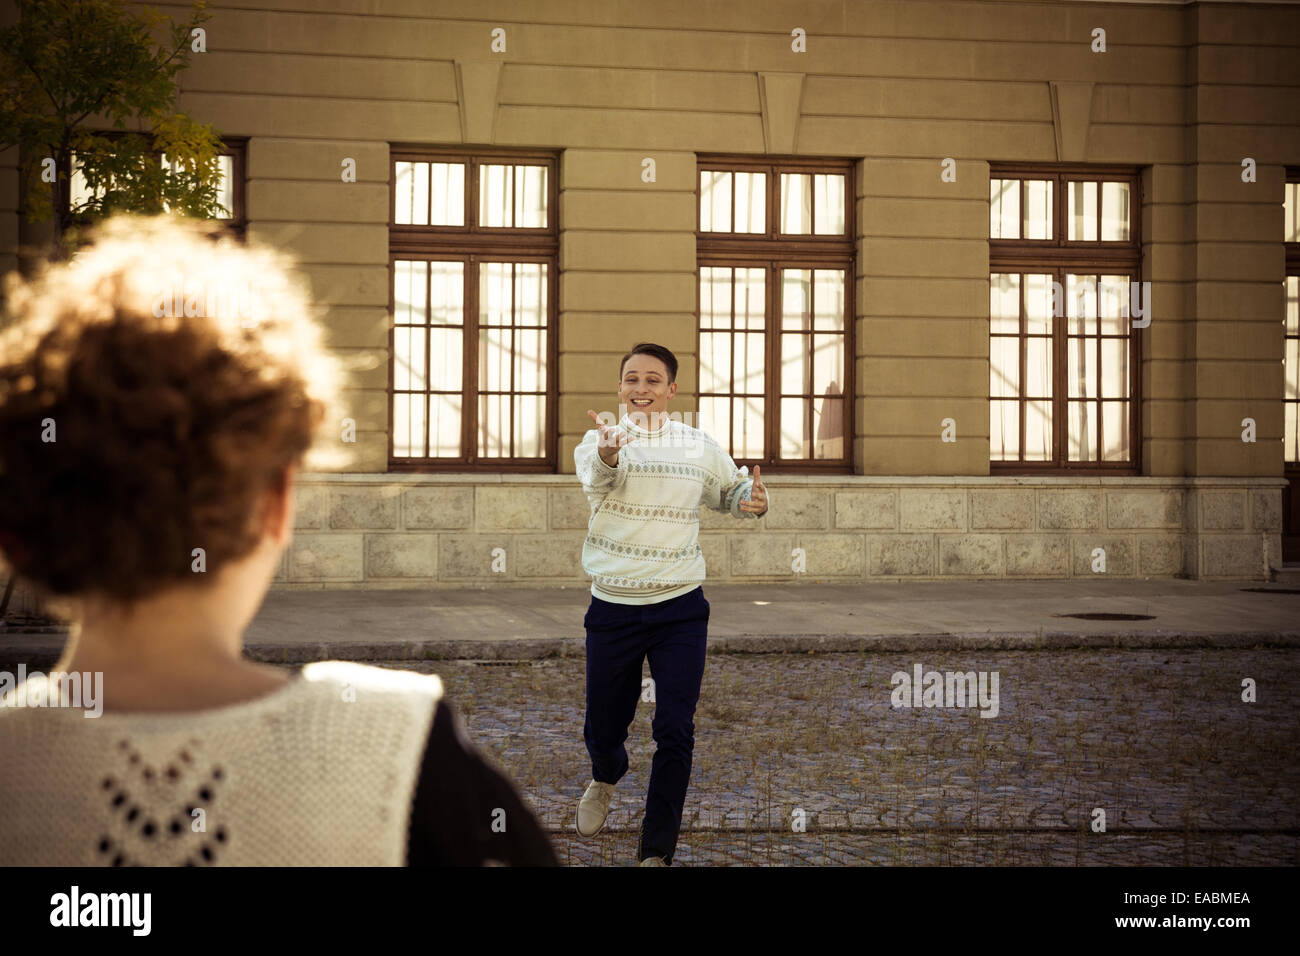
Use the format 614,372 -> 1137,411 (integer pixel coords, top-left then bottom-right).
638,856 -> 667,866
575,780 -> 615,838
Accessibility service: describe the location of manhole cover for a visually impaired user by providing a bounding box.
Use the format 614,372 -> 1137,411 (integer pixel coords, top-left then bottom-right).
1240,588 -> 1300,595
1050,612 -> 1156,621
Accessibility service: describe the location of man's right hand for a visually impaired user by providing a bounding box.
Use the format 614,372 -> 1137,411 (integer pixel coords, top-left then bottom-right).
588,408 -> 630,466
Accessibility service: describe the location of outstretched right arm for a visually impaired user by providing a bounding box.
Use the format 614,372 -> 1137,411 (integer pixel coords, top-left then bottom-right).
574,409 -> 629,499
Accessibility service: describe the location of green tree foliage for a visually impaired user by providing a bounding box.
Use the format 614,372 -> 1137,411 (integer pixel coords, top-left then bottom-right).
0,0 -> 223,256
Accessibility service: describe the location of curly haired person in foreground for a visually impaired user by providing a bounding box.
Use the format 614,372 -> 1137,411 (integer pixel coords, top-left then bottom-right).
0,214 -> 556,866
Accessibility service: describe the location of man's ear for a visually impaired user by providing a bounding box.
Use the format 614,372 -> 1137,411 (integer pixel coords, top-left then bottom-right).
668,381 -> 678,398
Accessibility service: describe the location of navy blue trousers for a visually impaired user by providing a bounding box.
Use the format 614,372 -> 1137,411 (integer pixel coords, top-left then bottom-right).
583,586 -> 709,865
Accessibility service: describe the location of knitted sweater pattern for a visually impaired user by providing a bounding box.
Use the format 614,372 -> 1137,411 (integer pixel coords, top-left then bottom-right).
574,415 -> 759,604
0,661 -> 442,866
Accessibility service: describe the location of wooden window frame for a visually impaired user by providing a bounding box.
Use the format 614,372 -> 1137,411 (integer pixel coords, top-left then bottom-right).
989,163 -> 1143,475
388,145 -> 559,473
696,154 -> 855,473
63,132 -> 247,239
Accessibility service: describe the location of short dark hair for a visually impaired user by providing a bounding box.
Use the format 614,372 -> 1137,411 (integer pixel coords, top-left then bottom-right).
619,342 -> 678,383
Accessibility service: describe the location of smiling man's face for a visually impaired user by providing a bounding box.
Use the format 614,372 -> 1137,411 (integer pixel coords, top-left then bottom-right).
619,353 -> 677,425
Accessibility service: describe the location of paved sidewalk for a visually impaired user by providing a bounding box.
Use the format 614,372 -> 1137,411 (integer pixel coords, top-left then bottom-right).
3,577 -> 1299,664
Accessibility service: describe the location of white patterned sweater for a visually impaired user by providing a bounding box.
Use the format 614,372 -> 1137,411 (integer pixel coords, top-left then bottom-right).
574,414 -> 765,605
0,661 -> 442,866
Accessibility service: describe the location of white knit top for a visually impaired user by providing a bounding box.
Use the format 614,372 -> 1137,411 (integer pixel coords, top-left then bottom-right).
574,414 -> 761,605
0,661 -> 442,866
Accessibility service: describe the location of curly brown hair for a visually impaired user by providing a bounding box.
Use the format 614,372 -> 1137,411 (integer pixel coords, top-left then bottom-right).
0,214 -> 347,605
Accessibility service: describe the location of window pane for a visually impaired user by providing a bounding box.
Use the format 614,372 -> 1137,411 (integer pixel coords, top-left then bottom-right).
395,161 -> 429,225
515,165 -> 547,227
735,396 -> 764,459
813,174 -> 846,234
393,393 -> 426,457
430,328 -> 462,390
700,396 -> 731,452
814,269 -> 845,331
1286,276 -> 1298,336
515,262 -> 546,326
781,334 -> 809,395
478,394 -> 508,457
394,326 -> 427,391
430,162 -> 465,225
1102,401 -> 1128,461
1024,179 -> 1052,239
514,329 -> 545,392
514,394 -> 544,458
1026,337 -> 1051,396
1100,338 -> 1128,398
1098,275 -> 1129,335
812,334 -> 844,397
701,266 -> 731,329
737,331 -> 765,394
813,396 -> 844,459
991,178 -> 1020,239
990,335 -> 1019,398
480,262 -> 513,326
430,261 -> 464,326
780,396 -> 808,458
394,260 -> 428,325
479,328 -> 511,391
1025,398 -> 1052,460
781,173 -> 811,234
991,273 -> 1020,334
215,155 -> 234,219
700,171 -> 731,232
1068,181 -> 1097,241
1068,401 -> 1097,461
430,394 -> 461,457
1286,183 -> 1300,242
1286,398 -> 1298,462
700,332 -> 732,393
991,400 -> 1019,459
1067,273 -> 1097,336
1288,337 -> 1299,399
782,269 -> 811,330
735,172 -> 765,233
736,266 -> 764,329
1067,337 -> 1096,399
479,164 -> 511,226
1025,273 -> 1054,335
1100,181 -> 1129,240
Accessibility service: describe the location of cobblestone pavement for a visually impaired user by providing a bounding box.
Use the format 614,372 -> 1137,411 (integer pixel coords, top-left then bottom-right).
350,650 -> 1300,866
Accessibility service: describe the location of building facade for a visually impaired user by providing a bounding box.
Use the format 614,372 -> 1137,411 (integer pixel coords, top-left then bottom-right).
3,0 -> 1299,601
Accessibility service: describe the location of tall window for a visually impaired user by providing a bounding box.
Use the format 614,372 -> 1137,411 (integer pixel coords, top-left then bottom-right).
989,165 -> 1142,472
389,148 -> 557,471
697,156 -> 854,471
1285,168 -> 1300,466
67,135 -> 246,238
1283,168 -> 1300,563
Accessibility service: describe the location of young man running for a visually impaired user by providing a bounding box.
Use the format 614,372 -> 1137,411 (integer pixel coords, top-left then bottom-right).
573,342 -> 768,866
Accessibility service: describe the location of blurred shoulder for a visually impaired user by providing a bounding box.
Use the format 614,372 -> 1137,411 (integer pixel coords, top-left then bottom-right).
299,660 -> 444,707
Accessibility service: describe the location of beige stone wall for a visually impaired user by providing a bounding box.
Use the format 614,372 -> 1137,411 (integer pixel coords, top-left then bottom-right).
253,475 -> 1281,589
126,0 -> 1295,484
1,0 -> 1298,597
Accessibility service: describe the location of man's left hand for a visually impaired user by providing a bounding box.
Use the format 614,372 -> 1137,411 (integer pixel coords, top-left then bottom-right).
740,465 -> 768,516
